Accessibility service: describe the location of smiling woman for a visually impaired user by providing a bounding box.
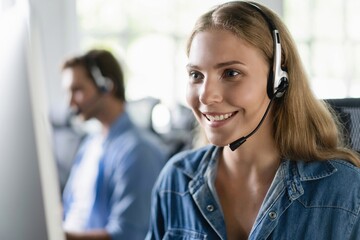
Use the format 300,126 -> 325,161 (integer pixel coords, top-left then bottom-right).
145,1 -> 360,239
185,29 -> 272,148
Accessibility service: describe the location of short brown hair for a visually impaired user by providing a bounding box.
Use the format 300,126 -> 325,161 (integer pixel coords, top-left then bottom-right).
62,49 -> 126,101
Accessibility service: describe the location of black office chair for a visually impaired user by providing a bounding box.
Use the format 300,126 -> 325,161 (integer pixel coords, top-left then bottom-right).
325,98 -> 360,153
126,97 -> 198,158
126,96 -> 161,133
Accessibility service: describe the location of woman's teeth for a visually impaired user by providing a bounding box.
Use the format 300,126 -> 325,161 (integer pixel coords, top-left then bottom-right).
205,113 -> 233,121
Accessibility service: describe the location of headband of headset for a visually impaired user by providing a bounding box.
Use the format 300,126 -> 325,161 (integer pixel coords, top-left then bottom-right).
85,55 -> 113,93
245,1 -> 289,99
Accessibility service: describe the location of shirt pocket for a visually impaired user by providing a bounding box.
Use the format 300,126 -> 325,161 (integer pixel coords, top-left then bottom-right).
163,228 -> 207,240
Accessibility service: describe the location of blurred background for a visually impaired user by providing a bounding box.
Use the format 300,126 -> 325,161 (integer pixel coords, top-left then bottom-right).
0,0 -> 359,238
3,0 -> 360,111
75,0 -> 360,103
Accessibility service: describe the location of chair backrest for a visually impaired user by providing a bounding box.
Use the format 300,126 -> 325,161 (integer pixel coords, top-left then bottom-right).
325,98 -> 360,153
126,97 -> 197,158
126,97 -> 160,133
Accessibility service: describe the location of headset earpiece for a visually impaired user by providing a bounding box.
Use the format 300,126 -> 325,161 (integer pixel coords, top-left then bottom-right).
90,65 -> 113,93
229,2 -> 290,151
271,29 -> 288,98
247,2 -> 289,99
83,54 -> 113,93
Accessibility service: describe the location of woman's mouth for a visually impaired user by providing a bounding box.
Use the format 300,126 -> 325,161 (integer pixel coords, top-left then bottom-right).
203,112 -> 237,122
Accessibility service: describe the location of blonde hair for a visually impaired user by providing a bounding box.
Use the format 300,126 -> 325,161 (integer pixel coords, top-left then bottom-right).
186,1 -> 360,166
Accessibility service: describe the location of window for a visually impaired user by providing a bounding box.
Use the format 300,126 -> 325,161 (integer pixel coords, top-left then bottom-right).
76,0 -> 227,106
284,0 -> 360,98
76,0 -> 359,106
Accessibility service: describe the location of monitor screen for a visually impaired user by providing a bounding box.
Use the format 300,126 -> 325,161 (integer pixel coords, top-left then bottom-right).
0,1 -> 65,239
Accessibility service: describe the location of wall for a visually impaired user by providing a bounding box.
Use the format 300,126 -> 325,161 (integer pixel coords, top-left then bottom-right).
27,0 -> 283,109
28,0 -> 79,109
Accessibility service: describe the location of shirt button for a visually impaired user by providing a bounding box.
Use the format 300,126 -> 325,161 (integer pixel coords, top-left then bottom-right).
206,205 -> 214,212
268,211 -> 277,219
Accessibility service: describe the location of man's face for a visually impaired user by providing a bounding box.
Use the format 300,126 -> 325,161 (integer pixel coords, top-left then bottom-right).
62,65 -> 102,121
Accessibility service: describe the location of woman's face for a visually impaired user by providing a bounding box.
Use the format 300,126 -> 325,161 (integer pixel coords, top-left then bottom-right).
186,29 -> 271,147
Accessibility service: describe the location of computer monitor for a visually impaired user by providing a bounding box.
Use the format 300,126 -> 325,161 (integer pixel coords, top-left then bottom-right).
0,1 -> 65,239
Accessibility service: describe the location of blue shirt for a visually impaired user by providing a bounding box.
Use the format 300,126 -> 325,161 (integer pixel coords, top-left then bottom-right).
62,111 -> 166,240
146,145 -> 360,239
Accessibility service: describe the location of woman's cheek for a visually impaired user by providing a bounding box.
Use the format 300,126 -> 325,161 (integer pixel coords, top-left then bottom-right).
186,85 -> 198,108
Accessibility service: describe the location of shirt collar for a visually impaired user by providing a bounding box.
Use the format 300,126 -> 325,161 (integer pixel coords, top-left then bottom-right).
105,111 -> 134,142
292,159 -> 338,181
173,144 -> 338,184
173,145 -> 219,179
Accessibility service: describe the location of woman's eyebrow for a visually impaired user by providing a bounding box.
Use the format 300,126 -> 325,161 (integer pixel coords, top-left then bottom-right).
186,60 -> 246,70
214,60 -> 246,69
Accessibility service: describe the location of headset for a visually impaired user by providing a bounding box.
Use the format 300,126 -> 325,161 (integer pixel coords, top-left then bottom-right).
229,1 -> 290,151
246,1 -> 289,99
86,57 -> 113,94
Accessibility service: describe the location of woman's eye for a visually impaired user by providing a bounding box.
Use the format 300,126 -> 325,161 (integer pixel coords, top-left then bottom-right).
223,69 -> 240,78
189,71 -> 203,81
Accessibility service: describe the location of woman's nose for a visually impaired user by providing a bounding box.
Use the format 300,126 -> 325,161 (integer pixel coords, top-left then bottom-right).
199,77 -> 223,105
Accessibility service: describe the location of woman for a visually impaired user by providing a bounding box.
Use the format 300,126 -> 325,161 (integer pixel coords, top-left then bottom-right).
146,1 -> 360,239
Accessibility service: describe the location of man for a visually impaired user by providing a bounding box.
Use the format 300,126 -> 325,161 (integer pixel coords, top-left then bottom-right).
61,49 -> 166,240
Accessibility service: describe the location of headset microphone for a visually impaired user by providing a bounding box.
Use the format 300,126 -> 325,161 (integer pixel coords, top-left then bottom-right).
228,2 -> 289,151
68,106 -> 81,117
68,93 -> 102,118
228,84 -> 287,151
229,96 -> 274,151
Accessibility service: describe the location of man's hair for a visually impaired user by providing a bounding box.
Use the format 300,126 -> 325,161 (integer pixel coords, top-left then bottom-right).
62,49 -> 126,101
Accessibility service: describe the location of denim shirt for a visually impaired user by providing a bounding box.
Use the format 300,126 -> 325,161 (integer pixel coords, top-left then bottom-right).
63,112 -> 166,240
146,145 -> 360,240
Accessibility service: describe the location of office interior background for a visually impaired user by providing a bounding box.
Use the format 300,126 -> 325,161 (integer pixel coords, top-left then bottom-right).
2,0 -> 360,112
0,0 -> 359,239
